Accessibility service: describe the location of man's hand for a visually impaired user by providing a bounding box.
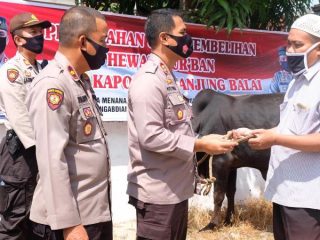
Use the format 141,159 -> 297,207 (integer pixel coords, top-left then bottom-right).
248,129 -> 277,150
195,134 -> 238,155
63,225 -> 89,240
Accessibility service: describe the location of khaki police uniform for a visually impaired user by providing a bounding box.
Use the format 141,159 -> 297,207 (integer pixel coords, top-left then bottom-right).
26,52 -> 112,233
127,53 -> 196,239
0,51 -> 45,239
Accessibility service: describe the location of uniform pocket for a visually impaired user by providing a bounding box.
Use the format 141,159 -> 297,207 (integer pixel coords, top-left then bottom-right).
76,105 -> 103,144
0,184 -> 9,213
137,221 -> 171,240
288,106 -> 310,135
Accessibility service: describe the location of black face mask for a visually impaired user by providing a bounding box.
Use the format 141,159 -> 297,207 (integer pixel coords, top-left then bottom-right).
81,37 -> 109,70
165,33 -> 193,58
20,34 -> 44,54
0,37 -> 6,54
286,54 -> 305,75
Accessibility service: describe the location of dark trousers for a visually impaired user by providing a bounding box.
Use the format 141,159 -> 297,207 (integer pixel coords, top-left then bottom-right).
273,203 -> 320,240
129,196 -> 188,240
0,133 -> 38,240
32,221 -> 113,240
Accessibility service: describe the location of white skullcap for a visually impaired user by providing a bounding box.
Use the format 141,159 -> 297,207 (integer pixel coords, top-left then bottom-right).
291,14 -> 320,38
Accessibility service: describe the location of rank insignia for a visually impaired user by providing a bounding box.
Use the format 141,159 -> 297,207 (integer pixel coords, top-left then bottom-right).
177,109 -> 184,120
160,62 -> 169,75
68,66 -> 79,81
7,69 -> 19,82
83,107 -> 94,118
23,59 -> 30,65
83,122 -> 93,136
166,79 -> 173,84
47,88 -> 64,111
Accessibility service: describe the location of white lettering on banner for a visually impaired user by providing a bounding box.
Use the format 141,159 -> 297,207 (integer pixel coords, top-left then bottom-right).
107,52 -> 148,68
192,37 -> 256,56
107,29 -> 145,48
44,23 -> 60,42
174,58 -> 215,73
176,77 -> 262,92
93,74 -> 132,89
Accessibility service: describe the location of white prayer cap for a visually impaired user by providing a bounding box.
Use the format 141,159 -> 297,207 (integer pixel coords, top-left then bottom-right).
291,14 -> 320,38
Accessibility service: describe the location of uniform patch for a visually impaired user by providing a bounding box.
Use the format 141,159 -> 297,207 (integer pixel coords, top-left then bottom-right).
83,107 -> 94,118
77,95 -> 88,104
177,109 -> 184,120
68,66 -> 79,81
47,88 -> 64,111
83,122 -> 93,136
7,69 -> 19,82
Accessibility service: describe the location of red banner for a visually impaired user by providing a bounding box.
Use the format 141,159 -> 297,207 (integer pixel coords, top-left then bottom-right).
0,0 -> 288,121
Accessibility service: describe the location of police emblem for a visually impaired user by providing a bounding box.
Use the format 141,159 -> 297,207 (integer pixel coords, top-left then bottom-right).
166,79 -> 173,84
7,69 -> 19,82
68,66 -> 79,81
83,122 -> 93,136
177,109 -> 184,120
47,88 -> 64,111
83,107 -> 94,118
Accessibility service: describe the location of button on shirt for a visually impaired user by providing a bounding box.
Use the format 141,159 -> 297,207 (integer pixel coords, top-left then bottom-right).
127,53 -> 196,205
265,60 -> 320,210
26,52 -> 111,230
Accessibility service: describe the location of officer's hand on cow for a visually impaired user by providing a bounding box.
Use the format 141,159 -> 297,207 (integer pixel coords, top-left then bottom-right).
63,224 -> 89,240
248,128 -> 276,150
195,134 -> 238,155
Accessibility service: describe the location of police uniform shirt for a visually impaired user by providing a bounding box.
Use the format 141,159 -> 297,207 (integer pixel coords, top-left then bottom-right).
270,70 -> 293,93
26,51 -> 111,230
0,51 -> 42,148
127,53 -> 196,205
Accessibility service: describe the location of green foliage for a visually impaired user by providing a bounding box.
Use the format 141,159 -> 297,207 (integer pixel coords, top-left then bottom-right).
77,0 -> 312,32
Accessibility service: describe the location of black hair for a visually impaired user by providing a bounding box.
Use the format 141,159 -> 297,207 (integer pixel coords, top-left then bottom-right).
145,8 -> 182,49
59,6 -> 105,47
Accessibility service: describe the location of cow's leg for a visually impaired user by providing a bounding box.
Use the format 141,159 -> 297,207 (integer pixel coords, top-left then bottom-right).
225,168 -> 237,225
200,155 -> 230,231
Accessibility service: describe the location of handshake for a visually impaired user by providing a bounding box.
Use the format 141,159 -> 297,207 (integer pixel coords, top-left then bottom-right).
194,127 -> 274,155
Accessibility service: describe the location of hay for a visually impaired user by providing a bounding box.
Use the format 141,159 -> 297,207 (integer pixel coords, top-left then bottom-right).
187,198 -> 273,240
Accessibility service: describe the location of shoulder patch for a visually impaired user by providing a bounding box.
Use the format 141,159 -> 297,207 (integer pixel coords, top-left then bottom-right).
7,69 -> 19,82
47,88 -> 64,111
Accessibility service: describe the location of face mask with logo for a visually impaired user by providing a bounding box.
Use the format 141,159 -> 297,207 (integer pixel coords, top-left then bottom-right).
20,34 -> 44,54
0,37 -> 6,53
165,33 -> 193,58
81,37 -> 109,70
286,42 -> 320,76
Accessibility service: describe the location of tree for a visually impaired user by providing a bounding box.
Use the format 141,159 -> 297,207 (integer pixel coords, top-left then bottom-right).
190,0 -> 312,32
77,0 -> 312,32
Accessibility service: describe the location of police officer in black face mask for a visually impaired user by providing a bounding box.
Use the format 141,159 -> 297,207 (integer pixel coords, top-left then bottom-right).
0,12 -> 51,240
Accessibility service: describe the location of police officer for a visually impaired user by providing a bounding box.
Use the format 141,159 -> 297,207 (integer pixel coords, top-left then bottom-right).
127,9 -> 237,240
0,17 -> 8,67
269,46 -> 293,93
0,13 -> 51,239
26,6 -> 112,240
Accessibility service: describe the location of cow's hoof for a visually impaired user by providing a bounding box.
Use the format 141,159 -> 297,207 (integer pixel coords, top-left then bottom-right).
199,222 -> 217,232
